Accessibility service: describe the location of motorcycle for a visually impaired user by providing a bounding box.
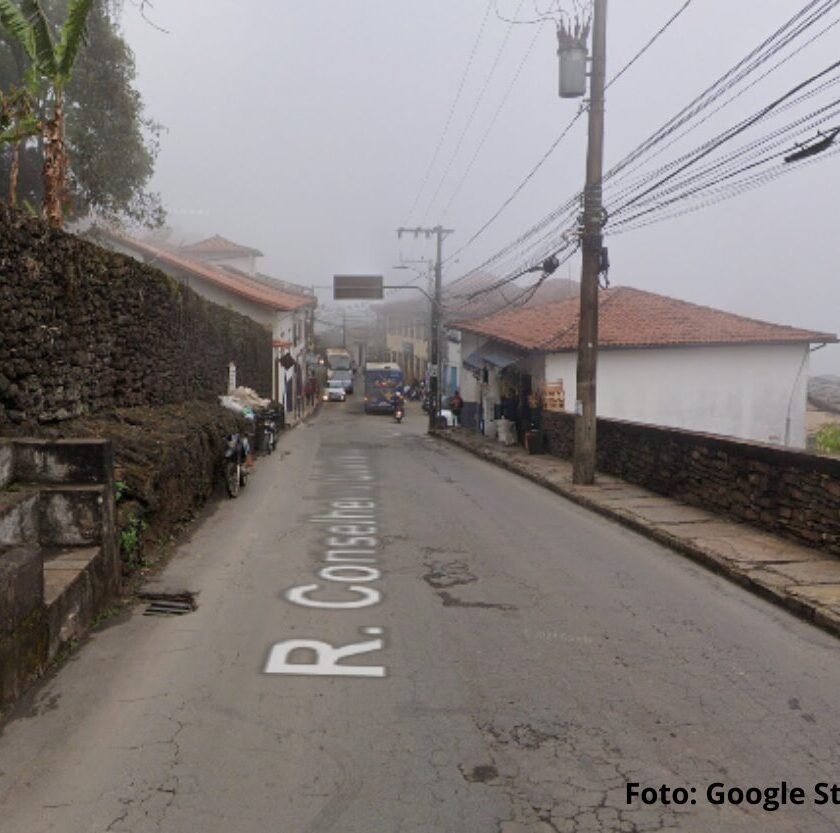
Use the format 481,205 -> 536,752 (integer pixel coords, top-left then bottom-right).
262,408 -> 281,454
223,432 -> 250,498
394,404 -> 404,423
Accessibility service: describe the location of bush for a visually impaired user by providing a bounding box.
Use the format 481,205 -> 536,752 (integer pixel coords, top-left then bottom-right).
815,423 -> 840,455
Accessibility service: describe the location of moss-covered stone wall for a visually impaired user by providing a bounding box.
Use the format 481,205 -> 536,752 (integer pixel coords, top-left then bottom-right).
0,205 -> 272,427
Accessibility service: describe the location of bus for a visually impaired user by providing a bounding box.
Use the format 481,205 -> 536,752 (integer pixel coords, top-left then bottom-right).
363,362 -> 404,414
325,348 -> 353,372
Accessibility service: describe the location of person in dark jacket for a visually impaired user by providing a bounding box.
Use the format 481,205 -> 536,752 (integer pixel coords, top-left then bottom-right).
450,389 -> 464,427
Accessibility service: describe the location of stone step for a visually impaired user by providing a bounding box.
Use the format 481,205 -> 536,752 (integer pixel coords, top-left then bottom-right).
43,546 -> 101,607
43,545 -> 106,660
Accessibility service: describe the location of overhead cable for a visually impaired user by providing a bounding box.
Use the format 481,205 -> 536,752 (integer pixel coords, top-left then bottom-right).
605,0 -> 695,91
444,0 -> 704,276
402,0 -> 495,224
420,0 -> 529,224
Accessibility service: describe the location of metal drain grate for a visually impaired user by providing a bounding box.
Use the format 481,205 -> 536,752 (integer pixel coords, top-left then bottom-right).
139,591 -> 197,617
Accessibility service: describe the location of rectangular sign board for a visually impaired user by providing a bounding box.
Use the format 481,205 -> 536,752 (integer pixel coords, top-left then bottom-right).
333,274 -> 384,300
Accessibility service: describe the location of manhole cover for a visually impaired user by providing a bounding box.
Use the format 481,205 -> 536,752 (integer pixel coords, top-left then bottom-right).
138,591 -> 197,617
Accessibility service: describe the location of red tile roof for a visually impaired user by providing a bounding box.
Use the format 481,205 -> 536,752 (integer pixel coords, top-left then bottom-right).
456,286 -> 836,351
99,231 -> 315,312
180,234 -> 263,257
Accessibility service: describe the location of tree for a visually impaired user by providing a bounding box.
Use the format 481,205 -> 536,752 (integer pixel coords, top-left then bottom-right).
0,0 -> 94,226
0,0 -> 163,226
0,84 -> 38,206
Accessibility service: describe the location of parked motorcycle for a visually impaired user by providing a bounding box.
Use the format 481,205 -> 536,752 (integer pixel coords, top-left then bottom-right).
262,408 -> 281,454
223,432 -> 250,498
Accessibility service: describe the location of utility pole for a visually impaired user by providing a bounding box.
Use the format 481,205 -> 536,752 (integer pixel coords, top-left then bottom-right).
573,0 -> 607,485
396,226 -> 454,432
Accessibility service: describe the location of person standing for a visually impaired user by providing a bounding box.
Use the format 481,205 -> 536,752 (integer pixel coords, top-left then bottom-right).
450,389 -> 464,427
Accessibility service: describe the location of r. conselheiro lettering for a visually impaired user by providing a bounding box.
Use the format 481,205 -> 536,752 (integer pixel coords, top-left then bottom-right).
264,450 -> 387,677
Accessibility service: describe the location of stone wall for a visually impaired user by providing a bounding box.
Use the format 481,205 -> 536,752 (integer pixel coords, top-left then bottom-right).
0,205 -> 272,427
541,411 -> 840,555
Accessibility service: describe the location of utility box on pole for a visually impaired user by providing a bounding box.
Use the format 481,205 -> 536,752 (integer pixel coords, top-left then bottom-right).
558,44 -> 587,97
557,23 -> 588,98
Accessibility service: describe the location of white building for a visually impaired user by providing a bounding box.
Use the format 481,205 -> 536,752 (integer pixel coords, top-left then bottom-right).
456,286 -> 836,448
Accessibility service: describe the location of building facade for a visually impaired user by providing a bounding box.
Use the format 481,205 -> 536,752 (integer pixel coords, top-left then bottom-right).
456,286 -> 836,449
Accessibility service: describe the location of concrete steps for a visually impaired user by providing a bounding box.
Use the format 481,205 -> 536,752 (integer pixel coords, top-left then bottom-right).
0,439 -> 118,706
43,546 -> 103,656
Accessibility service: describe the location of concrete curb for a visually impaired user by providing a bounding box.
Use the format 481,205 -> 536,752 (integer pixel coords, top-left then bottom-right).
434,430 -> 840,641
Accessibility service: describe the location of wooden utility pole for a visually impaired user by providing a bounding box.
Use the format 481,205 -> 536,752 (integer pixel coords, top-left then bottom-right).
573,0 -> 607,485
396,226 -> 454,433
430,228 -> 444,432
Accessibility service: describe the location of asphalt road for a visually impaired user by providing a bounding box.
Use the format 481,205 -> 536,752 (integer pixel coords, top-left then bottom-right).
1,399 -> 840,832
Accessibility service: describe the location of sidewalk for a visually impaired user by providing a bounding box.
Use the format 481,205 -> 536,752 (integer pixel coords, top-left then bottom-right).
283,399 -> 320,429
435,427 -> 840,640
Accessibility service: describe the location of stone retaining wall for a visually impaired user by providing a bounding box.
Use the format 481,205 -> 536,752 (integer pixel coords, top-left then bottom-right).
541,411 -> 840,555
0,205 -> 272,427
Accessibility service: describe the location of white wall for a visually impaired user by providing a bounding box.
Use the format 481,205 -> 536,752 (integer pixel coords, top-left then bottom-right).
458,332 -> 483,404
544,343 -> 811,447
273,309 -> 312,408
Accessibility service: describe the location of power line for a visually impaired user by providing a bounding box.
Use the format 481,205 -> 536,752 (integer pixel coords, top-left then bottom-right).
605,75 -> 840,209
420,0 -> 529,224
605,0 -> 694,91
603,0 -> 840,184
444,108 -> 584,275
402,1 -> 495,224
453,0 -> 840,287
610,56 -> 840,218
440,18 -> 546,220
444,0 -> 703,275
608,143 -> 840,235
601,7 -> 840,193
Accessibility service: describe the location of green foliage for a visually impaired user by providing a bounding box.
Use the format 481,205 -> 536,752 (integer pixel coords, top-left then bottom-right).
56,0 -> 94,79
20,0 -> 59,77
0,0 -> 163,226
114,478 -> 128,501
0,0 -> 94,224
0,2 -> 33,63
815,423 -> 840,455
119,513 -> 144,565
0,0 -> 92,89
0,85 -> 39,142
64,1 -> 163,225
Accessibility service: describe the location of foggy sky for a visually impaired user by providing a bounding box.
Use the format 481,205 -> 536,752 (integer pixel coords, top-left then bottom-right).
120,1 -> 840,371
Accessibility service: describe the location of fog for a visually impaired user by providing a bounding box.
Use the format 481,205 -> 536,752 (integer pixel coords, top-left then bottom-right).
121,0 -> 840,371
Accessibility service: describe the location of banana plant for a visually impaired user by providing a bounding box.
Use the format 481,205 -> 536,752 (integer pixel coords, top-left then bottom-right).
0,85 -> 40,207
0,0 -> 93,226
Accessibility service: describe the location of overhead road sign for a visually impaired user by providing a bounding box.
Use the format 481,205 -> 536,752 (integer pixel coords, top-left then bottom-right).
333,274 -> 383,300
